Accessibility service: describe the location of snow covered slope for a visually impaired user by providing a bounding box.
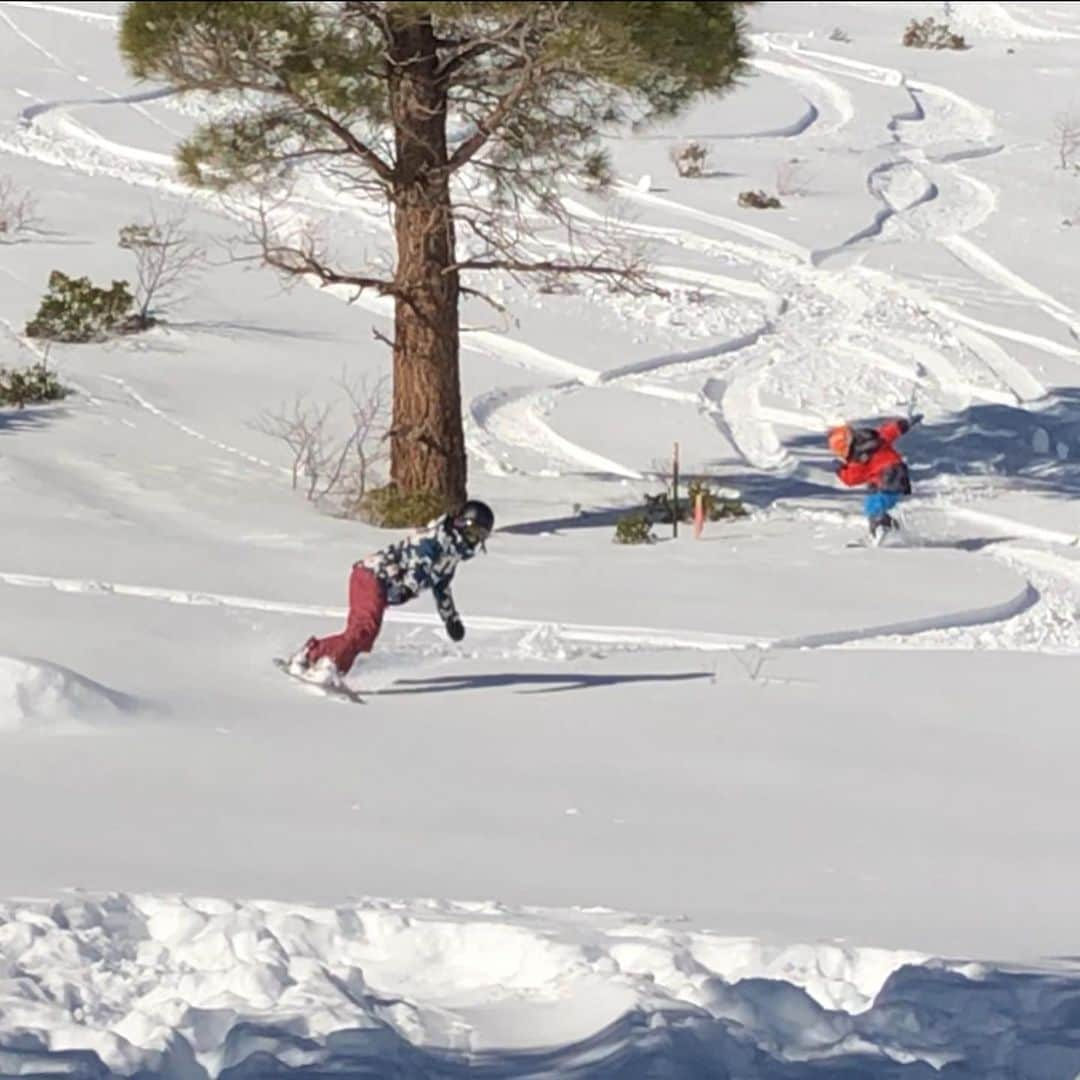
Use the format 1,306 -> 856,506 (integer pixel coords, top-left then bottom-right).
2,1 -> 1080,1075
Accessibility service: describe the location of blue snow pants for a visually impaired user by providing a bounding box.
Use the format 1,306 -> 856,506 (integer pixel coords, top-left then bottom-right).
864,491 -> 902,520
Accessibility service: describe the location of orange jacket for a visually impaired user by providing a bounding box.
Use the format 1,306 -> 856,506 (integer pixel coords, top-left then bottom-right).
836,420 -> 912,493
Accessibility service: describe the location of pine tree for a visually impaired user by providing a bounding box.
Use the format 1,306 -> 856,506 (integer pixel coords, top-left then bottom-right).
121,1 -> 755,505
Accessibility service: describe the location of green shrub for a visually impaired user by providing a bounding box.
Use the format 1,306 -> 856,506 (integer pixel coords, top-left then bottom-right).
686,479 -> 749,521
902,17 -> 966,50
0,361 -> 68,407
738,190 -> 782,210
643,491 -> 676,523
614,513 -> 654,545
25,271 -> 135,343
352,483 -> 449,528
642,482 -> 749,525
580,149 -> 614,193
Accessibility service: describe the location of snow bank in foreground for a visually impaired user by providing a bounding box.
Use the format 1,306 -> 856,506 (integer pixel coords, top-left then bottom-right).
0,655 -> 139,733
3,892 -> 1075,1078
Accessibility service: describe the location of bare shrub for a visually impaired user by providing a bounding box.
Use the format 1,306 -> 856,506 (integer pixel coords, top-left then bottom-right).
253,373 -> 390,507
829,28 -> 852,44
776,159 -> 813,198
902,17 -> 966,50
0,176 -> 38,240
670,140 -> 710,178
118,210 -> 205,328
1053,112 -> 1080,170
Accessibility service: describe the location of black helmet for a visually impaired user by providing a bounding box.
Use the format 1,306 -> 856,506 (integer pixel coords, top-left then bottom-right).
451,499 -> 495,548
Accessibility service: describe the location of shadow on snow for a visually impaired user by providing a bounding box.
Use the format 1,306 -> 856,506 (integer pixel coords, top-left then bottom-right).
8,961 -> 1080,1079
381,670 -> 714,695
501,389 -> 1080,536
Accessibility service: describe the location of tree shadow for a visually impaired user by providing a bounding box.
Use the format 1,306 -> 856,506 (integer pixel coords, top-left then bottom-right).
380,670 -> 713,696
688,390 -> 1080,518
165,319 -> 341,342
0,405 -> 68,435
499,505 -> 631,535
783,389 -> 1080,503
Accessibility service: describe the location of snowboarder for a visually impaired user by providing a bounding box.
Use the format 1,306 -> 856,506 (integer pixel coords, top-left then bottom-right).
288,500 -> 495,685
828,416 -> 921,542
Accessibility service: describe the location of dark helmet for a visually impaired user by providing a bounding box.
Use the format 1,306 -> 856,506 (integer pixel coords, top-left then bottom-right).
451,499 -> 495,548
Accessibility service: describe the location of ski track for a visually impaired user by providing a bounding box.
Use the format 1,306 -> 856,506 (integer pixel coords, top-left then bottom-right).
762,32 -> 1078,341
0,566 -> 1044,657
0,7 -> 177,138
0,9 -> 1074,657
741,57 -> 854,139
99,376 -> 290,477
0,0 -> 117,23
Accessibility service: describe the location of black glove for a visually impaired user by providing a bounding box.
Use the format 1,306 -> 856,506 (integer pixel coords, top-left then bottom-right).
446,616 -> 465,643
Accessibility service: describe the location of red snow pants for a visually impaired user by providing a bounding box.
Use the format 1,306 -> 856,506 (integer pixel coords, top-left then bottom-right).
306,564 -> 387,674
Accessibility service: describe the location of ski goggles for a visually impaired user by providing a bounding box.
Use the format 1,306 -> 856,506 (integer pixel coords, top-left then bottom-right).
459,521 -> 491,548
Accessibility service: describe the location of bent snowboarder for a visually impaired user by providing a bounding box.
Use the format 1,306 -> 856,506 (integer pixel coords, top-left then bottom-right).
828,416 -> 921,543
287,499 -> 495,687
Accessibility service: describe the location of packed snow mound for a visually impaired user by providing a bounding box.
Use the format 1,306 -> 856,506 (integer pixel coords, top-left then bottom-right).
0,655 -> 138,733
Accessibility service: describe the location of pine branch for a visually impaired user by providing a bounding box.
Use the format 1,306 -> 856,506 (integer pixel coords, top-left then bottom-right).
304,106 -> 394,183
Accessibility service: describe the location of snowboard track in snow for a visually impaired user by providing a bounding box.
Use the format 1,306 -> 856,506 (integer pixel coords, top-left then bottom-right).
1,11 -> 1064,485
0,565 -> 1043,657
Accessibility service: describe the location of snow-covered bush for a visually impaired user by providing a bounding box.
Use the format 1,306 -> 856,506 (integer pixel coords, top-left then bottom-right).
829,28 -> 852,44
25,271 -> 135,343
354,484 -> 448,528
738,190 -> 783,210
902,17 -> 966,50
670,140 -> 710,178
0,361 -> 68,407
614,513 -> 654,545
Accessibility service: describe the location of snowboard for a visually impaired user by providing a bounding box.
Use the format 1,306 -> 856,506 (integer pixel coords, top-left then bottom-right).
846,526 -> 909,549
272,657 -> 366,704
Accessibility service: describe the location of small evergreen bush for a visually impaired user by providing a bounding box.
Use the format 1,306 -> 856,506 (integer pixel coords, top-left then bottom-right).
580,149 -> 614,193
353,483 -> 449,528
641,483 -> 748,525
903,17 -> 966,50
686,479 -> 749,521
25,271 -> 135,343
0,362 -> 68,407
614,513 -> 655,545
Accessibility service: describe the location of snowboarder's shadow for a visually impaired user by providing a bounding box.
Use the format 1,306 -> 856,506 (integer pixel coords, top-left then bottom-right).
909,535 -> 1019,552
380,670 -> 713,695
894,535 -> 1019,552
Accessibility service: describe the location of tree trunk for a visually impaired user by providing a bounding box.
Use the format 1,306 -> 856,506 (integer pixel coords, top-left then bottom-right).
387,13 -> 466,508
